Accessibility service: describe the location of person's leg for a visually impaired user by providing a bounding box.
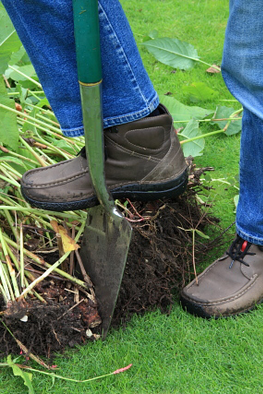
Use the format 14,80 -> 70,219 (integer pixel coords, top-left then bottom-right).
2,0 -> 188,211
2,0 -> 158,135
236,110 -> 263,244
181,0 -> 263,317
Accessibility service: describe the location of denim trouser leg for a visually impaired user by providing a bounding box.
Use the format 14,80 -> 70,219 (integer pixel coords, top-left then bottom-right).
2,0 -> 159,137
222,0 -> 263,245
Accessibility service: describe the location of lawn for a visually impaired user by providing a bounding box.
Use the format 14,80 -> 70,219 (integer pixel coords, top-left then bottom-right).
2,1 -> 263,393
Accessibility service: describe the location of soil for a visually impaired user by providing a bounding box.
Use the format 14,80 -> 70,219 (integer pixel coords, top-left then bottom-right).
0,167 -> 225,360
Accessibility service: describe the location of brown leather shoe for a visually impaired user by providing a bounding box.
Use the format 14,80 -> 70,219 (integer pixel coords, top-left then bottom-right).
180,235 -> 263,318
21,104 -> 188,211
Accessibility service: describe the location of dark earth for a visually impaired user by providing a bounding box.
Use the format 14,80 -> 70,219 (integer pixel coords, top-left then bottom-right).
0,166 -> 227,360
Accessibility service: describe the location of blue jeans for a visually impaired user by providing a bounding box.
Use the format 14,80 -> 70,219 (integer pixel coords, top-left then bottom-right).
2,0 -> 159,137
222,0 -> 263,245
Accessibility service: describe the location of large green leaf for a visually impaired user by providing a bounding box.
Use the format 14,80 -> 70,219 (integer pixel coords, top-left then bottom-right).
0,77 -> 19,150
161,95 -> 213,126
0,3 -> 14,42
9,45 -> 27,65
0,5 -> 22,74
182,82 -> 218,103
212,106 -> 242,136
179,119 -> 205,157
142,37 -> 199,70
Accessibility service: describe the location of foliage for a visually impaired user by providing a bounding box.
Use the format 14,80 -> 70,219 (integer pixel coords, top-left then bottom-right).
142,37 -> 200,70
142,34 -> 242,157
0,5 -> 21,74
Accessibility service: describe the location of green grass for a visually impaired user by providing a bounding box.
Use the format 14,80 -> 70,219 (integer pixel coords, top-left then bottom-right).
2,1 -> 263,393
2,306 -> 263,393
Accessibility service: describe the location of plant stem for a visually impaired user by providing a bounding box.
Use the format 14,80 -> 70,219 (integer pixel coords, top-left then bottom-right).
0,103 -> 61,133
0,205 -> 86,221
19,136 -> 47,167
0,228 -> 20,298
173,116 -> 242,124
3,220 -> 89,292
18,251 -> 71,300
197,58 -> 221,70
0,262 -> 12,302
8,65 -> 42,88
0,173 -> 20,187
3,209 -> 19,241
0,147 -> 39,166
1,363 -> 133,383
192,230 -> 198,285
20,224 -> 24,289
180,129 -> 224,144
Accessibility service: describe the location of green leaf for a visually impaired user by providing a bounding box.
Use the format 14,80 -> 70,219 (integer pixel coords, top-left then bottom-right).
14,84 -> 29,108
5,64 -> 37,82
161,95 -> 213,126
179,119 -> 205,157
9,46 -> 27,66
36,98 -> 51,108
234,194 -> 239,210
182,82 -> 218,103
195,229 -> 210,239
148,29 -> 159,40
7,355 -> 35,394
142,37 -> 199,70
212,106 -> 242,136
0,155 -> 24,166
0,77 -> 19,150
0,5 -> 22,74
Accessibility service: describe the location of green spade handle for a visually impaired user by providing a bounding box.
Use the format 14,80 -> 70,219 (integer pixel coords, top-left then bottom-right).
72,0 -> 102,83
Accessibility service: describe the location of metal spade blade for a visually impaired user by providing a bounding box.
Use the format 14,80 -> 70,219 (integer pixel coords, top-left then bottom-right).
80,204 -> 132,338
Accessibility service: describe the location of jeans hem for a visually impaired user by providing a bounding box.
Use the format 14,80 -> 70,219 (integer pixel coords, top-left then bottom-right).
236,225 -> 263,246
62,94 -> 159,137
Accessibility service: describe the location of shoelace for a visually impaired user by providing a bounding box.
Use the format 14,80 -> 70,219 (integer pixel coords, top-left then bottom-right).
227,235 -> 255,269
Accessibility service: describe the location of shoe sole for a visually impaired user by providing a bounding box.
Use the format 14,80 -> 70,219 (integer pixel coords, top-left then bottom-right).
21,168 -> 188,212
180,293 -> 263,319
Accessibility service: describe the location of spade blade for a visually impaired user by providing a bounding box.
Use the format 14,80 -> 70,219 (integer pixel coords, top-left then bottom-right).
80,205 -> 132,339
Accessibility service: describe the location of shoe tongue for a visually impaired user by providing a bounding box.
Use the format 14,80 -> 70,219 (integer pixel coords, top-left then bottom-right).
147,107 -> 161,117
78,146 -> 86,158
240,240 -> 248,252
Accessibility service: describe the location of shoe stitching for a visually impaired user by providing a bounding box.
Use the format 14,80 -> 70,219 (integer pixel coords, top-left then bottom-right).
105,138 -> 160,162
183,274 -> 258,306
24,162 -> 186,190
25,186 -> 94,202
142,136 -> 187,182
124,127 -> 166,151
24,171 -> 89,189
24,170 -> 187,201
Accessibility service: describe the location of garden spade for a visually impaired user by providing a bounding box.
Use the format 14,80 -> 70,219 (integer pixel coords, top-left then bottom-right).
72,0 -> 132,339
